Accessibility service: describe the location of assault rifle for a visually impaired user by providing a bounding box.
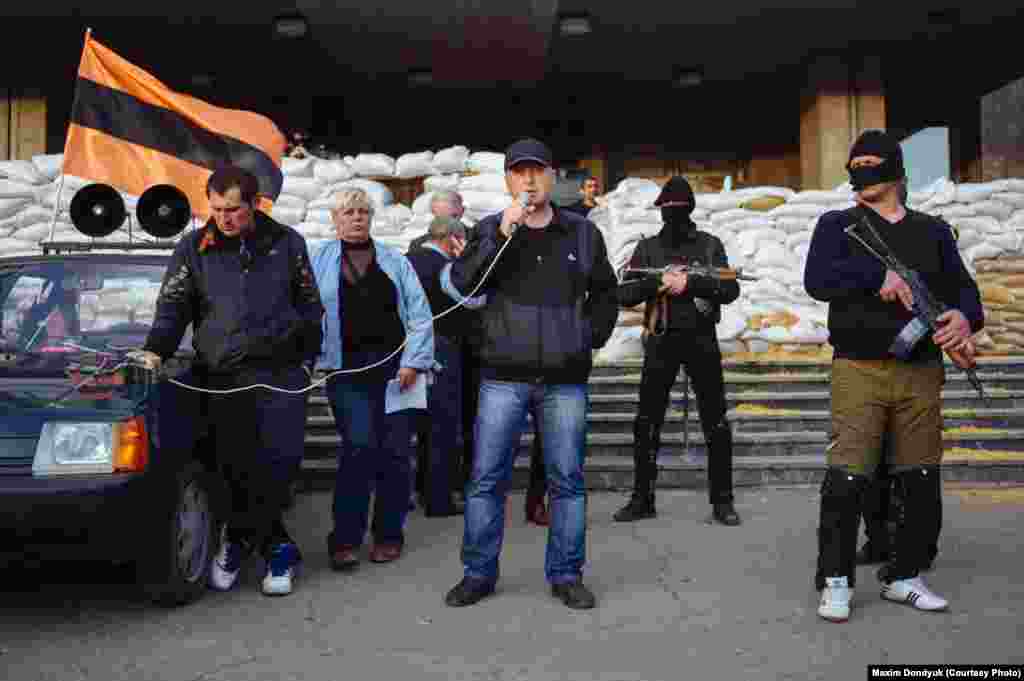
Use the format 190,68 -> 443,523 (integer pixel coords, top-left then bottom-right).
621,264 -> 759,281
844,214 -> 987,401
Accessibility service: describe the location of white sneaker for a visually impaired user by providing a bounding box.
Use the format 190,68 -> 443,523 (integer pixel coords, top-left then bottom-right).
818,577 -> 853,622
209,526 -> 244,591
261,543 -> 300,597
881,576 -> 948,611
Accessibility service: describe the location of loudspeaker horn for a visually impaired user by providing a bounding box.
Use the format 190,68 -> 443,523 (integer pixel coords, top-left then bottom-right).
137,184 -> 191,238
69,183 -> 127,238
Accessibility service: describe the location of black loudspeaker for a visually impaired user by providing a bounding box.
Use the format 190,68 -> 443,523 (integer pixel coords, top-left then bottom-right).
137,184 -> 191,238
69,184 -> 127,238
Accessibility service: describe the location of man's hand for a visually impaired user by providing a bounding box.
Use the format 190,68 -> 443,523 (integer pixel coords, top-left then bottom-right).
397,367 -> 419,392
449,234 -> 466,258
879,270 -> 914,311
499,198 -> 533,239
660,271 -> 688,296
934,309 -> 972,352
126,350 -> 162,372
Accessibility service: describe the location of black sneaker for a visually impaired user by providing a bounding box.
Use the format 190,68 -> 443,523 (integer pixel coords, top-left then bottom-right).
551,580 -> 596,610
445,577 -> 495,607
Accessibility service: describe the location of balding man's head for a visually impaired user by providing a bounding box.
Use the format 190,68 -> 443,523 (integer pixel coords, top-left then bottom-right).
430,190 -> 464,219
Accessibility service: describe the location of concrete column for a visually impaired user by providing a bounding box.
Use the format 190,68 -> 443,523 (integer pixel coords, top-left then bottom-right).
8,88 -> 46,160
800,56 -> 886,189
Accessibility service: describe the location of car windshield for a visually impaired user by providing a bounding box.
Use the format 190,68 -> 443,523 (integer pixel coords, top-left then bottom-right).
0,259 -> 191,405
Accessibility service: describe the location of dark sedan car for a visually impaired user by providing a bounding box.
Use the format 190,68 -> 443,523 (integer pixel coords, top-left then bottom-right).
0,252 -> 224,606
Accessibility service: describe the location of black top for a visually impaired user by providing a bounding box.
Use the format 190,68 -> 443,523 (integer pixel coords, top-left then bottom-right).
804,206 -> 984,361
407,246 -> 474,341
340,245 -> 405,366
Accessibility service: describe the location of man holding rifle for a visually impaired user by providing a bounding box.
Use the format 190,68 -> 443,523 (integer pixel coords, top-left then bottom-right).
805,130 -> 983,623
616,176 -> 744,526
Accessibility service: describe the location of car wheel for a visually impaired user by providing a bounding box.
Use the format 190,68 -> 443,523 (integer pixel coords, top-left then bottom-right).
141,462 -> 218,607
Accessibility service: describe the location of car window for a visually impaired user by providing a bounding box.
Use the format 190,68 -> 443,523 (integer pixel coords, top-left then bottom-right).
0,260 -> 192,354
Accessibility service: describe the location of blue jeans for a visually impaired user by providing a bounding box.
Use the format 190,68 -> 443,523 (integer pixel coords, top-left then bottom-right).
462,380 -> 588,585
325,362 -> 413,548
423,336 -> 462,512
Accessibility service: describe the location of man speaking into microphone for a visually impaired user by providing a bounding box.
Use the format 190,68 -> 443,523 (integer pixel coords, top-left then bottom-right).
441,138 -> 618,610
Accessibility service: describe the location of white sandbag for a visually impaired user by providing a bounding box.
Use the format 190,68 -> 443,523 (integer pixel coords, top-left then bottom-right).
789,303 -> 828,326
273,194 -> 307,211
0,217 -> 17,238
270,204 -> 306,226
616,178 -> 660,195
0,197 -> 31,221
620,207 -> 662,225
952,216 -> 1003,235
789,189 -> 850,205
993,192 -> 1024,210
746,326 -> 796,343
395,151 -> 435,179
351,153 -> 396,177
313,159 -> 355,184
775,217 -> 813,234
744,279 -> 792,302
281,176 -> 325,202
969,200 -> 1015,222
1002,179 -> 1024,193
793,243 -> 810,261
467,152 -> 505,175
730,217 -> 777,234
936,204 -> 976,219
458,173 -> 509,194
31,154 -> 64,181
323,179 -> 394,210
294,222 -> 334,240
699,193 -> 746,213
734,186 -> 797,201
424,174 -> 461,192
711,208 -> 760,227
412,192 -> 435,215
305,208 -> 334,225
955,181 -> 1008,204
954,228 -> 983,249
965,243 -> 1005,263
786,319 -> 829,344
11,222 -> 58,242
377,203 -> 413,225
769,203 -> 831,220
690,207 -> 710,222
736,228 -> 787,257
985,232 -> 1022,252
432,146 -> 470,174
460,190 -> 513,215
718,340 -> 746,354
0,160 -> 47,185
786,232 -> 812,251
753,242 -> 795,269
281,157 -> 316,178
745,339 -> 772,353
0,180 -> 38,199
715,308 -> 747,341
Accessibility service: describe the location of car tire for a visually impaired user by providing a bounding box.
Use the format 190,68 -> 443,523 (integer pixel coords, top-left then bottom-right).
140,461 -> 219,607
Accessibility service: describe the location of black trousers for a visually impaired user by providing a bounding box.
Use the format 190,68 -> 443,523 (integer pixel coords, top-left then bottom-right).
204,366 -> 309,554
636,329 -> 734,504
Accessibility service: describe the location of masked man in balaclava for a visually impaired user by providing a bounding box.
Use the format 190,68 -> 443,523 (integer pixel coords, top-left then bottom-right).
616,176 -> 742,526
804,129 -> 983,623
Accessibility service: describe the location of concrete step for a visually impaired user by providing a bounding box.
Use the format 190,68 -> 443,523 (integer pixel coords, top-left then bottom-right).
297,452 -> 1024,491
302,428 -> 1024,460
303,407 -> 1024,436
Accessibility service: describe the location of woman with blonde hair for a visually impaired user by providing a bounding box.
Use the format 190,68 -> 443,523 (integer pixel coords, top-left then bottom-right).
310,187 -> 435,570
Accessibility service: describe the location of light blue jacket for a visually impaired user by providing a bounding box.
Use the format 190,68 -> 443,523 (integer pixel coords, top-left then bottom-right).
310,239 -> 435,372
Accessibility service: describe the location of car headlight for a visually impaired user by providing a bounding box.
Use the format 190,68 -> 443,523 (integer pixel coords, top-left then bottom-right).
32,417 -> 149,476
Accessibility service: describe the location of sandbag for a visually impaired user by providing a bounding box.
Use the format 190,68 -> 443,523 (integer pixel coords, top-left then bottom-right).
270,204 -> 306,226
281,157 -> 316,178
0,160 -> 47,185
716,308 -> 747,341
980,283 -> 1015,305
776,217 -> 813,234
31,154 -> 64,181
740,195 -> 787,212
769,203 -> 832,220
395,151 -> 435,179
965,243 -> 1005,263
951,216 -> 1003,235
985,232 -> 1021,251
313,160 -> 354,184
466,151 -> 505,175
458,173 -> 509,194
955,181 -> 1007,204
753,241 -> 792,268
412,192 -> 435,215
432,146 -> 470,174
281,176 -> 325,202
970,200 -> 1015,222
0,180 -> 38,199
305,208 -> 334,225
711,208 -> 760,227
955,228 -> 983,249
273,194 -> 307,210
351,153 -> 396,177
789,189 -> 850,205
460,190 -> 512,215
424,175 -> 461,192
0,197 -> 31,221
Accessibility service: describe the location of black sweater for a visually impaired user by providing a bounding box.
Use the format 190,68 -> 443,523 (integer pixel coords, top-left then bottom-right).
804,206 -> 984,361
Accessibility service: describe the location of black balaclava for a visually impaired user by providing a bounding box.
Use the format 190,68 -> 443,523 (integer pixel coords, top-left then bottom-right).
847,130 -> 905,191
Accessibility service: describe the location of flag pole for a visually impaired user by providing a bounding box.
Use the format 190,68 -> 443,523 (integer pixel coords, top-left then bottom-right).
48,27 -> 92,243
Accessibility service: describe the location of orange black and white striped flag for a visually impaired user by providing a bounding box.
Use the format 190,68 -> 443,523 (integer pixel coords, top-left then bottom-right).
61,30 -> 286,219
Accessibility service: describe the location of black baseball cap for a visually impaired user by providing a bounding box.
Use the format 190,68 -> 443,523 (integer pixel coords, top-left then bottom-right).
504,138 -> 553,171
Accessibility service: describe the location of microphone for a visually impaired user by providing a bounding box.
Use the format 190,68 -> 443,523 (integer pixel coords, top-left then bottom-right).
510,192 -> 529,234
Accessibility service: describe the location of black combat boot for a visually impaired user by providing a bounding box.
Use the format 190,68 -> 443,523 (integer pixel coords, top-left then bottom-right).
614,419 -> 659,522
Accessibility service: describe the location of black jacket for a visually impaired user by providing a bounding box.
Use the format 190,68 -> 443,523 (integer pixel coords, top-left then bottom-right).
407,245 -> 476,341
449,207 -> 619,383
144,211 -> 325,373
804,206 -> 983,361
618,223 -> 740,332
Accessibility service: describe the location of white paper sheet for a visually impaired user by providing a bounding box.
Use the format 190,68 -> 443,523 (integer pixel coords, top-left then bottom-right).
384,373 -> 427,414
